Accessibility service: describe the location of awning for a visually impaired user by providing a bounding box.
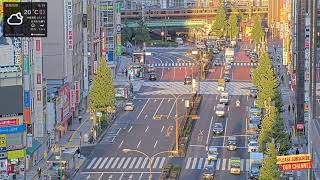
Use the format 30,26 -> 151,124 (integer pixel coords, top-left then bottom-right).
26,140 -> 41,155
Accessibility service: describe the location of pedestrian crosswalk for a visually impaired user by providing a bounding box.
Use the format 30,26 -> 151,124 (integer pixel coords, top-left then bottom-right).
214,62 -> 257,67
184,157 -> 250,172
139,81 -> 253,96
85,156 -> 166,170
147,63 -> 194,67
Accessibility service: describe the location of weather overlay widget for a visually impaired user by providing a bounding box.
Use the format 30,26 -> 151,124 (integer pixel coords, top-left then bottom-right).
3,2 -> 47,37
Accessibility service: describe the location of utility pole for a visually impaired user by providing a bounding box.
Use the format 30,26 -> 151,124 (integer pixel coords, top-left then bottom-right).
175,96 -> 179,153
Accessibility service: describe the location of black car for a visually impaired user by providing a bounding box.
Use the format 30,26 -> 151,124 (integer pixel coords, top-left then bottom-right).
184,76 -> 192,85
202,164 -> 215,179
249,87 -> 258,97
149,73 -> 157,81
224,73 -> 230,82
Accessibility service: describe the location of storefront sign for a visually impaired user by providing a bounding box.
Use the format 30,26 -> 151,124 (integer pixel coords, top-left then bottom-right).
70,89 -> 76,112
66,0 -> 73,49
7,144 -> 23,151
23,56 -> 29,74
0,147 -> 7,153
27,134 -> 32,148
8,149 -> 25,159
93,61 -> 97,74
0,125 -> 25,134
24,108 -> 30,124
58,83 -> 71,121
279,161 -> 312,171
75,81 -> 80,103
296,123 -> 304,130
24,91 -> 30,108
0,119 -> 19,127
277,154 -> 311,164
0,135 -> 6,149
0,159 -> 7,175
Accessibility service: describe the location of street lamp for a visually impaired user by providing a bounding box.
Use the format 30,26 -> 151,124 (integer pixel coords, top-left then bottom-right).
122,149 -> 177,179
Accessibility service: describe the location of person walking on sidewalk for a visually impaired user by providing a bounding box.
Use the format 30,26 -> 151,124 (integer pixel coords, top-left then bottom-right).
288,105 -> 291,112
292,104 -> 295,113
78,116 -> 82,124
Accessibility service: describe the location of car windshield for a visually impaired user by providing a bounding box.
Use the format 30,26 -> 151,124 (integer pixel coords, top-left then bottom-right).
203,166 -> 214,172
214,124 -> 222,128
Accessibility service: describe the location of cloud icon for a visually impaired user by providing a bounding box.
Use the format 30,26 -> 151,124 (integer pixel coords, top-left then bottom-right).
7,12 -> 23,26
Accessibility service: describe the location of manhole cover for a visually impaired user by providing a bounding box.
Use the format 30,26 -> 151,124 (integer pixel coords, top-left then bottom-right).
107,128 -> 121,135
104,136 -> 116,143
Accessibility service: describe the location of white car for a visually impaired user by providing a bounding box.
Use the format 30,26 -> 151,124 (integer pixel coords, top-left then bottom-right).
248,141 -> 258,153
215,104 -> 225,117
207,147 -> 219,161
124,102 -> 134,111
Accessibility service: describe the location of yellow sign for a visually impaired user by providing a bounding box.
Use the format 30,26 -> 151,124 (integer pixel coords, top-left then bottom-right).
276,154 -> 311,165
8,149 -> 26,159
0,134 -> 6,147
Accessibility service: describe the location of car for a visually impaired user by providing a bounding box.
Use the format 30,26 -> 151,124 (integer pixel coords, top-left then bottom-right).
147,66 -> 155,73
215,103 -> 225,117
248,134 -> 258,143
249,87 -> 258,97
219,92 -> 229,104
212,48 -> 219,54
249,107 -> 262,116
251,55 -> 258,63
249,116 -> 262,129
224,73 -> 231,82
248,141 -> 258,152
214,57 -> 223,66
124,102 -> 134,111
230,157 -> 241,175
212,123 -> 224,134
202,164 -> 215,179
149,73 -> 157,81
184,76 -> 192,85
207,147 -> 219,161
225,63 -> 232,70
227,136 -> 237,151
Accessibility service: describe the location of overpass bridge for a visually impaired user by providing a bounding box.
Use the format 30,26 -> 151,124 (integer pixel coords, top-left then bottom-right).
121,6 -> 268,28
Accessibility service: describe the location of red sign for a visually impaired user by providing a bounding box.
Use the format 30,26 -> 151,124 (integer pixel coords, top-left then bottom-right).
70,89 -> 76,112
296,123 -> 304,130
75,81 -> 80,103
59,83 -> 71,121
36,40 -> 41,51
0,119 -> 19,127
280,161 -> 312,171
7,164 -> 12,174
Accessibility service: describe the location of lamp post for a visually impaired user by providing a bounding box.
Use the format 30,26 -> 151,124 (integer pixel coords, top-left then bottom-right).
123,149 -> 177,179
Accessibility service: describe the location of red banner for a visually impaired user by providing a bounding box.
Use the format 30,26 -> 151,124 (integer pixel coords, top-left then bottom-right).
70,90 -> 76,112
75,81 -> 80,104
280,161 -> 312,171
0,119 -> 19,127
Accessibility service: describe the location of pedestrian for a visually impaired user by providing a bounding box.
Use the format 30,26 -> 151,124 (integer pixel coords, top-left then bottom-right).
125,69 -> 128,77
288,105 -> 291,112
37,167 -> 42,178
296,148 -> 300,155
292,104 -> 295,112
281,75 -> 284,82
78,116 -> 82,124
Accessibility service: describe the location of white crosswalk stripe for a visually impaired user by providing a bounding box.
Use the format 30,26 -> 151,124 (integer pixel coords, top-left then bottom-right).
105,157 -> 114,169
152,157 -> 160,168
159,157 -> 166,168
86,157 -> 97,169
129,157 -> 137,169
110,157 -> 120,169
134,157 -> 143,169
182,157 -> 251,171
139,81 -> 254,96
122,157 -> 131,169
92,157 -> 103,169
99,158 -> 108,169
117,157 -> 126,169
147,63 -> 194,67
141,157 -> 148,168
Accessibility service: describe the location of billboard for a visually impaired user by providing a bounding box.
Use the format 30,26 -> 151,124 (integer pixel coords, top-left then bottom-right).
66,0 -> 73,49
276,154 -> 311,164
0,119 -> 19,127
58,83 -> 71,121
279,161 -> 312,171
0,85 -> 23,117
0,125 -> 25,134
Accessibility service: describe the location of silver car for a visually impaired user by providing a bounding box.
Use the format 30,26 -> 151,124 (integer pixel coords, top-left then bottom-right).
212,123 -> 224,134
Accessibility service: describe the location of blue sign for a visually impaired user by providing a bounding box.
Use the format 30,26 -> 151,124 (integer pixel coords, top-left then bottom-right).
23,56 -> 29,74
0,147 -> 7,152
0,125 -> 26,134
108,51 -> 114,62
24,91 -> 30,107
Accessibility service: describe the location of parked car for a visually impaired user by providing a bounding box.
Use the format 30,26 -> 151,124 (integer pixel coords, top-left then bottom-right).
149,73 -> 157,81
248,134 -> 259,143
212,123 -> 224,134
124,102 -> 134,111
224,73 -> 231,82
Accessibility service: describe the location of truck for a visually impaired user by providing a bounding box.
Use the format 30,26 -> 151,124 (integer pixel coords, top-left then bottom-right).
249,152 -> 263,179
225,48 -> 235,63
217,79 -> 226,92
219,92 -> 229,104
229,157 -> 241,175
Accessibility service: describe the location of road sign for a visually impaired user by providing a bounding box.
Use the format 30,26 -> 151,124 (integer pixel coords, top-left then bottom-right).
117,44 -> 122,56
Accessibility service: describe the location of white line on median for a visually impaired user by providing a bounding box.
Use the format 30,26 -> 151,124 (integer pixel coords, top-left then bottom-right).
222,118 -> 229,147
137,99 -> 150,120
145,126 -> 149,133
154,140 -> 158,148
168,99 -> 177,117
206,116 -> 214,146
118,140 -> 124,149
153,99 -> 164,118
137,140 -> 141,148
128,126 -> 133,133
161,126 -> 164,133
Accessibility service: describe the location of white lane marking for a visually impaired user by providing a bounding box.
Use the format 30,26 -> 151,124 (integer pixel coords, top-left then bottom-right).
216,95 -> 218,100
197,158 -> 204,169
128,126 -> 133,133
145,126 -> 149,133
206,116 -> 214,145
118,140 -> 124,149
173,67 -> 176,80
153,99 -> 164,118
137,99 -> 150,119
204,159 -> 209,167
159,157 -> 166,168
221,158 -> 227,170
138,173 -> 143,180
247,95 -> 249,101
227,106 -> 230,111
153,157 -> 160,168
122,157 -> 131,169
117,157 -> 126,168
246,159 -> 250,171
86,174 -> 91,179
98,174 -> 103,180
98,157 -> 108,169
214,106 -> 216,111
110,157 -> 120,169
240,159 -> 244,171
216,158 -> 221,170
129,157 -> 137,169
119,173 -> 124,180
168,99 -> 177,117
137,140 -> 141,148
105,157 -> 114,169
144,114 -> 148,119
185,157 -> 192,169
141,158 -> 148,168
92,157 -> 103,169
222,118 -> 229,147
161,126 -> 164,133
154,140 -> 158,148
191,158 -> 197,169
86,157 -> 97,169
228,159 -> 231,170
134,157 -> 143,169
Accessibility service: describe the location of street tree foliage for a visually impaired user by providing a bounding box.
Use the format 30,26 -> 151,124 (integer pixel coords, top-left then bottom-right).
251,15 -> 264,45
259,143 -> 281,180
228,9 -> 239,40
122,19 -> 133,45
252,51 -> 278,108
211,0 -> 227,38
89,57 -> 115,117
134,17 -> 150,47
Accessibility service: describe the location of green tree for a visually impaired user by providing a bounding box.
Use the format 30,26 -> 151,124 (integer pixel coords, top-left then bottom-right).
89,56 -> 115,116
228,9 -> 239,40
271,117 -> 292,154
211,0 -> 227,38
259,143 -> 281,180
122,19 -> 132,45
134,17 -> 150,47
251,15 -> 264,45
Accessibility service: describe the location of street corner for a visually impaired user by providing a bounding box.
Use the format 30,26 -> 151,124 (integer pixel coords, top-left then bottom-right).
161,67 -> 175,81
235,51 -> 251,62
174,67 -> 189,81
232,67 -> 252,81
207,66 -> 223,80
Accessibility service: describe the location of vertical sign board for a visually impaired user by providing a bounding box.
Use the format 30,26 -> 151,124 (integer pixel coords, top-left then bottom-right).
75,81 -> 80,103
116,2 -> 122,61
70,89 -> 76,112
0,135 -> 6,149
93,61 -> 98,74
66,0 -> 73,50
303,16 -> 310,128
